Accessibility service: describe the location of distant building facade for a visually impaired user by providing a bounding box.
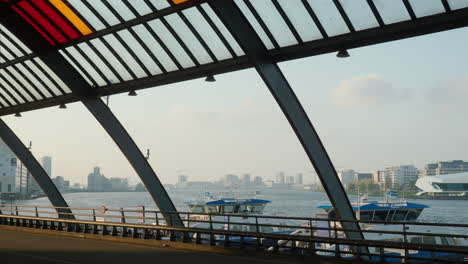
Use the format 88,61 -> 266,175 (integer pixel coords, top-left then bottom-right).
384,165 -> 418,189
295,173 -> 303,185
87,167 -> 110,192
0,139 -> 19,195
338,169 -> 355,187
416,172 -> 468,199
41,156 -> 52,177
419,160 -> 468,178
275,172 -> 285,184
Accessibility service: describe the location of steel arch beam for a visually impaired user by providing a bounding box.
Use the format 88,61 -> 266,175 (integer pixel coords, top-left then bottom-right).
0,119 -> 72,219
209,1 -> 365,242
0,8 -> 182,226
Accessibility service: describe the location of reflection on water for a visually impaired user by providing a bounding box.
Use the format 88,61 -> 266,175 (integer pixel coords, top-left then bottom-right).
12,188 -> 468,224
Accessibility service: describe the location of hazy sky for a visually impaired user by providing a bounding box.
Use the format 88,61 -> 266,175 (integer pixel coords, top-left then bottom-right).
3,27 -> 468,186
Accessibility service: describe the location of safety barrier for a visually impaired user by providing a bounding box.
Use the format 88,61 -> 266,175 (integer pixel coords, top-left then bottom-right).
1,204 -> 467,263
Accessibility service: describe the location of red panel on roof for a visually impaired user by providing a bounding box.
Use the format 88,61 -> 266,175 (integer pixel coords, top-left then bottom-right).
11,5 -> 56,45
30,0 -> 80,40
17,0 -> 67,43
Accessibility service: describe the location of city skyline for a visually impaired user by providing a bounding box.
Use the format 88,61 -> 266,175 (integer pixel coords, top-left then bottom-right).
1,27 -> 467,186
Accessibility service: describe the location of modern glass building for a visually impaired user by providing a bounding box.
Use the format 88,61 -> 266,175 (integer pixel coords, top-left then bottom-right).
416,172 -> 468,199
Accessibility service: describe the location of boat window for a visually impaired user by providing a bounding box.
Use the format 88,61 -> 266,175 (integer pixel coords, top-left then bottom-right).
239,205 -> 248,213
393,210 -> 407,221
204,206 -> 217,213
223,205 -> 234,213
410,237 -> 422,244
233,205 -> 240,213
358,211 -> 372,221
422,236 -> 436,245
373,210 -> 390,221
253,204 -> 265,213
260,226 -> 273,233
190,205 -> 203,213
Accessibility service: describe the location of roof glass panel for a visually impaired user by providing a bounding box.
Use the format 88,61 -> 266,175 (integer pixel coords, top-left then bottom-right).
201,4 -> 244,57
34,58 -> 71,93
277,0 -> 323,42
77,42 -> 118,84
2,68 -> 35,102
15,63 -> 53,98
127,1 -> 153,16
0,25 -> 31,54
181,7 -> 233,61
148,0 -> 171,10
147,19 -> 196,68
63,46 -> 107,86
59,49 -> 94,86
89,38 -> 132,81
23,60 -> 63,96
0,71 -> 25,104
7,66 -> 42,100
0,31 -> 26,58
234,0 -> 275,50
103,33 -> 147,79
0,45 -> 15,61
409,0 -> 445,18
164,13 -> 213,65
338,0 -> 379,30
306,0 -> 349,36
67,0 -> 103,30
373,0 -> 411,24
131,24 -> 178,72
448,0 -> 468,10
249,0 -> 298,47
106,1 -> 137,21
0,93 -> 9,107
84,0 -> 120,27
117,29 -> 162,76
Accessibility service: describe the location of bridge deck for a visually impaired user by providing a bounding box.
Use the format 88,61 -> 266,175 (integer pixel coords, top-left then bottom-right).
0,226 -> 345,264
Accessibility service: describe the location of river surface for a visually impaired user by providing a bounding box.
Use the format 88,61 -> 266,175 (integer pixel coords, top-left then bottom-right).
13,187 -> 468,224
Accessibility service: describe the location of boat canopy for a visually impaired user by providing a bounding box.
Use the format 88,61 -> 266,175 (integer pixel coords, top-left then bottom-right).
185,198 -> 271,206
317,201 -> 430,211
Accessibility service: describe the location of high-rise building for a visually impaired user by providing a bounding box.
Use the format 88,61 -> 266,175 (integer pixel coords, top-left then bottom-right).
373,170 -> 387,188
87,167 -> 110,192
0,140 -> 18,195
419,160 -> 468,178
41,156 -> 52,177
253,176 -> 263,186
178,175 -> 188,183
52,176 -> 70,193
286,176 -> 295,184
275,172 -> 285,184
223,174 -> 240,187
295,173 -> 303,185
384,165 -> 418,189
337,169 -> 355,187
355,173 -> 373,182
241,174 -> 251,185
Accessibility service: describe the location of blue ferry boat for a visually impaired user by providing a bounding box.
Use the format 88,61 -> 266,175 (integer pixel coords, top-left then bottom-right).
317,200 -> 429,222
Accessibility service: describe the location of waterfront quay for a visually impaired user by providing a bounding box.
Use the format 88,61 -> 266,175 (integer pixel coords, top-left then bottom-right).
0,226 -> 343,264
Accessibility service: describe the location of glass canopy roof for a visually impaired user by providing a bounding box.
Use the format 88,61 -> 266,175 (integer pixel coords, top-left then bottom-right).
0,0 -> 467,114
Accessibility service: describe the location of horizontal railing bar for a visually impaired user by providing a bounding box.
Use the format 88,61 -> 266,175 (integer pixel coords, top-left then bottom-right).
2,214 -> 468,256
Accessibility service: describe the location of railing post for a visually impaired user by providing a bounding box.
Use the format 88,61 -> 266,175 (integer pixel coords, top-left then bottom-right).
403,223 -> 408,263
92,209 -> 96,222
120,208 -> 125,224
334,220 -> 340,258
309,219 -> 316,256
187,212 -> 190,228
155,212 -> 159,226
15,206 -> 18,216
209,214 -> 214,245
35,206 -> 39,217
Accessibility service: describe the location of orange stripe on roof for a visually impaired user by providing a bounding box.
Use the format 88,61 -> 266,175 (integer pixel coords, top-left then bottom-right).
49,0 -> 92,35
172,0 -> 190,4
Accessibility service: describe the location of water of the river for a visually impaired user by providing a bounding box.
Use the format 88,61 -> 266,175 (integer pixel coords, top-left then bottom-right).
13,187 -> 468,224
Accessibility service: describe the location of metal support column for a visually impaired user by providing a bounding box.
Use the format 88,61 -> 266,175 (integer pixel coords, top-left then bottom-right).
0,119 -> 72,219
209,1 -> 365,242
81,97 -> 183,227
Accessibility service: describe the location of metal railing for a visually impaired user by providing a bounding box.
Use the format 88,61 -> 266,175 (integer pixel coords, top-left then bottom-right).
1,204 -> 468,263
